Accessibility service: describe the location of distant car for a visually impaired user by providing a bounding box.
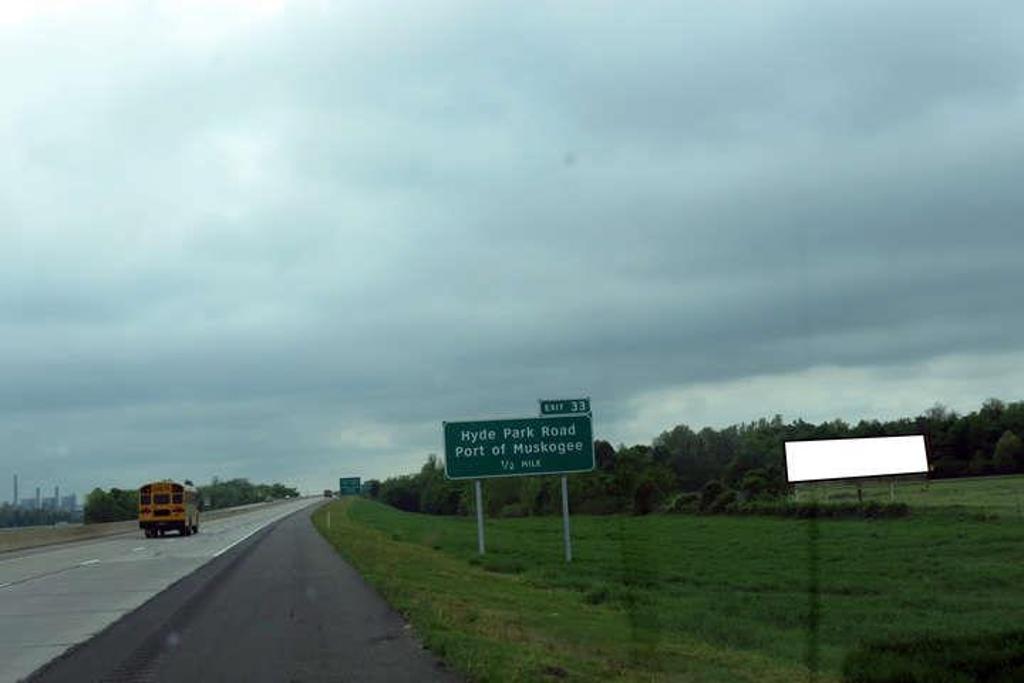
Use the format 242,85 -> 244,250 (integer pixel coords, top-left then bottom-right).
323,490 -> 334,498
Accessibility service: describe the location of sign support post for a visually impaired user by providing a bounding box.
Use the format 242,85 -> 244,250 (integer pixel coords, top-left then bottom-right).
561,475 -> 572,563
443,406 -> 595,563
474,479 -> 485,555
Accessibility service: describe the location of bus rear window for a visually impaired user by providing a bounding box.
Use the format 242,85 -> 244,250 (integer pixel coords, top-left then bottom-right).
172,494 -> 183,504
154,494 -> 170,504
140,495 -> 151,504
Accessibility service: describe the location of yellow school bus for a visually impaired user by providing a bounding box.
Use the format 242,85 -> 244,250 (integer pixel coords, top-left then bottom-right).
139,480 -> 200,537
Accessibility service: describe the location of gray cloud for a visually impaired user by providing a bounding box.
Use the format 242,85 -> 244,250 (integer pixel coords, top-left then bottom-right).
2,1 -> 1022,496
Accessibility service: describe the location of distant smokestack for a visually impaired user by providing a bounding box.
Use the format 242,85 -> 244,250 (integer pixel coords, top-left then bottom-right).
12,474 -> 17,506
36,486 -> 41,510
55,486 -> 59,503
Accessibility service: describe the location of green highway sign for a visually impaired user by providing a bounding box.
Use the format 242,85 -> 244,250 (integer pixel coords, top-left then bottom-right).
539,398 -> 590,416
443,415 -> 594,480
339,477 -> 361,496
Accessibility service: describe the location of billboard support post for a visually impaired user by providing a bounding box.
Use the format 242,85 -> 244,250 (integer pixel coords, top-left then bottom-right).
474,480 -> 485,555
561,475 -> 572,563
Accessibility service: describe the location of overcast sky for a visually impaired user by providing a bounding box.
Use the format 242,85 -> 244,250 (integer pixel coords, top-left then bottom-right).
2,1 -> 1022,498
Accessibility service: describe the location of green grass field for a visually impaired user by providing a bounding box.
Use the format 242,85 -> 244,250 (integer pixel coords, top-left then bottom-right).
797,474 -> 1024,515
313,475 -> 1024,682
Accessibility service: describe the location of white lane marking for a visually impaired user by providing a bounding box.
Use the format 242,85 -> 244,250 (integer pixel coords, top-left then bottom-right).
212,509 -> 296,558
132,547 -> 146,552
80,559 -> 100,566
0,582 -> 12,589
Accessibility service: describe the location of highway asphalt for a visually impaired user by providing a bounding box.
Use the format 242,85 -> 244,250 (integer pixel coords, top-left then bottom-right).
21,502 -> 458,683
0,498 -> 317,683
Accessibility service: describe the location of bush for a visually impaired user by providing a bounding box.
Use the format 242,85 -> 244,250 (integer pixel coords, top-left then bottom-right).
993,430 -> 1023,473
699,480 -> 725,510
583,584 -> 611,605
482,557 -> 526,574
931,456 -> 966,478
968,451 -> 992,476
632,479 -> 664,515
84,488 -> 136,523
842,630 -> 1024,682
665,492 -> 701,513
378,475 -> 421,512
727,500 -> 910,519
498,503 -> 529,518
197,478 -> 298,510
362,479 -> 381,498
575,496 -> 627,515
739,469 -> 771,500
706,490 -> 737,514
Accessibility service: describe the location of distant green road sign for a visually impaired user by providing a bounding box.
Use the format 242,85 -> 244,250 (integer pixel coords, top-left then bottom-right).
339,477 -> 361,496
539,398 -> 590,416
443,415 -> 594,480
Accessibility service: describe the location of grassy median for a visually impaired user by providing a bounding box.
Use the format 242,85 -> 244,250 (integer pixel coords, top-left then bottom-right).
312,477 -> 1024,682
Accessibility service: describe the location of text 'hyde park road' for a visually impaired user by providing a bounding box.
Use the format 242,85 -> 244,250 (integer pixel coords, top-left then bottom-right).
443,415 -> 594,480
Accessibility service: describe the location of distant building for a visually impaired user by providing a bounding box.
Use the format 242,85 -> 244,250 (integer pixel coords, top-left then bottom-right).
11,488 -> 77,512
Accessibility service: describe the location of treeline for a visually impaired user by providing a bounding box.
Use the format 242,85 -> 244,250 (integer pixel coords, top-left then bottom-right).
84,487 -> 137,523
200,478 -> 300,510
83,478 -> 300,523
369,398 -> 1024,517
0,504 -> 80,528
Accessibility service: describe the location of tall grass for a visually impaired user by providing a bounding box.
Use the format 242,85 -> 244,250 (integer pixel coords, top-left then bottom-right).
312,476 -> 1024,682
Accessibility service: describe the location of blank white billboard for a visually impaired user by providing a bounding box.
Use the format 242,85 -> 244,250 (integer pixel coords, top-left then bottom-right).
785,435 -> 928,483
